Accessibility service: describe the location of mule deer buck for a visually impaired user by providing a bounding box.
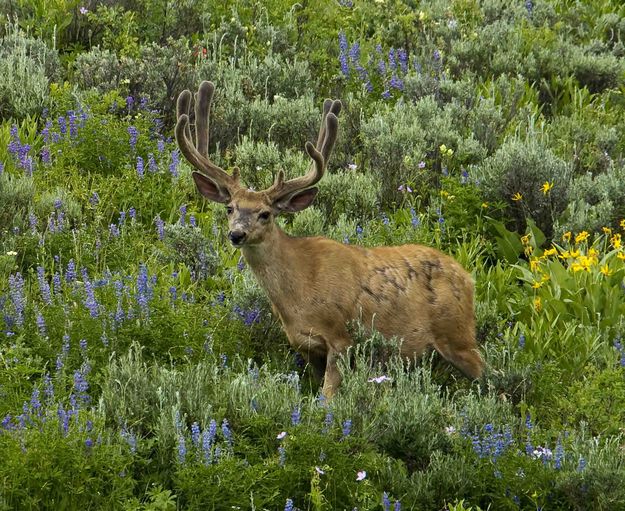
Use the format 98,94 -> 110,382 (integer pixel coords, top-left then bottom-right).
176,81 -> 484,397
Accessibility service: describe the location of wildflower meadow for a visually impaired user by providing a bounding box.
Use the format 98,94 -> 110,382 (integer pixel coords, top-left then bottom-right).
1,0 -> 625,509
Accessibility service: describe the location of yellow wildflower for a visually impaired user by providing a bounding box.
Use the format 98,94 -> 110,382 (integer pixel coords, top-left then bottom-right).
439,144 -> 448,154
524,245 -> 534,257
602,226 -> 612,235
559,250 -> 570,259
521,234 -> 531,245
530,257 -> 541,272
541,181 -> 553,195
621,219 -> 625,230
569,249 -> 580,258
611,233 -> 622,250
419,10 -> 426,21
481,202 -> 489,209
543,247 -> 558,257
534,297 -> 542,312
562,231 -> 571,242
617,252 -> 625,261
512,192 -> 523,201
532,281 -> 544,289
575,231 -> 589,244
588,248 -> 599,263
600,264 -> 612,276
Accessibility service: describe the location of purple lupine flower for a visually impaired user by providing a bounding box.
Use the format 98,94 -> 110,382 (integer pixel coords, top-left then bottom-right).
222,418 -> 233,448
177,435 -> 187,463
388,48 -> 397,70
109,223 -> 120,237
191,421 -> 201,446
139,96 -> 148,109
29,387 -> 41,416
342,419 -> 352,437
58,404 -> 69,435
40,146 -> 51,164
128,126 -> 138,151
382,492 -> 391,511
155,215 -> 165,240
433,49 -> 441,62
52,272 -> 62,295
79,338 -> 87,352
41,120 -> 52,143
381,212 -> 390,225
284,498 -> 294,511
397,48 -> 408,73
37,266 -> 52,305
389,74 -> 404,91
43,372 -> 54,401
189,215 -> 196,227
84,277 -> 99,318
136,156 -> 144,178
136,264 -> 151,316
36,310 -> 46,337
157,138 -> 165,153
85,437 -> 94,448
126,96 -> 134,110
179,204 -> 187,226
129,207 -> 136,220
322,411 -> 333,434
89,192 -> 99,206
58,116 -> 67,136
0,161 -> 4,175
381,89 -> 391,99
349,42 -> 360,64
169,149 -> 180,177
338,32 -> 349,76
554,438 -> 564,469
72,365 -> 91,406
410,208 -> 420,228
68,110 -> 78,138
278,445 -> 286,466
291,406 -> 301,426
8,272 -> 26,327
66,259 -> 77,283
147,153 -> 158,173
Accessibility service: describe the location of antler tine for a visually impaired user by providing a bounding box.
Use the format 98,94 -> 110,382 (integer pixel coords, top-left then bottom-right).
265,100 -> 340,201
194,81 -> 214,159
175,82 -> 239,192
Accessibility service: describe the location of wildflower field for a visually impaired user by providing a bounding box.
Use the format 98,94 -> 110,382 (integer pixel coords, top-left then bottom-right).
2,0 -> 625,509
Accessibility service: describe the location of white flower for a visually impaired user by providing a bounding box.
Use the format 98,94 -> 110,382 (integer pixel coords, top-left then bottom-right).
276,431 -> 287,440
356,470 -> 367,481
315,466 -> 325,475
445,426 -> 456,435
368,375 -> 392,384
347,163 -> 357,171
6,251 -> 17,256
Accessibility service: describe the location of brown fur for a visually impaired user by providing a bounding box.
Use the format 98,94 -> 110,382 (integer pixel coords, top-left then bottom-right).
239,215 -> 483,397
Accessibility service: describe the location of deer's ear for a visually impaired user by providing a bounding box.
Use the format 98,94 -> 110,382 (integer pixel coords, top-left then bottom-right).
275,187 -> 318,213
192,172 -> 230,204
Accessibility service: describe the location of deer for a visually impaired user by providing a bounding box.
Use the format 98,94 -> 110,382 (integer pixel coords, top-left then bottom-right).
175,81 -> 484,398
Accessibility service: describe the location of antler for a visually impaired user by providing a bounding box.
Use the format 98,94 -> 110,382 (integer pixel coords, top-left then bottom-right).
175,81 -> 240,194
265,99 -> 342,201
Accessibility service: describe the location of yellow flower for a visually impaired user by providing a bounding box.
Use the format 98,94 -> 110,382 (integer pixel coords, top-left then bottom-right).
562,231 -> 571,242
530,257 -> 541,272
534,297 -> 542,312
611,233 -> 622,250
588,248 -> 599,263
481,202 -> 489,209
543,247 -> 558,257
575,231 -> 589,244
419,10 -> 426,21
602,226 -> 612,235
439,144 -> 448,154
569,249 -> 580,258
521,234 -> 531,245
600,264 -> 612,276
541,181 -> 553,195
532,281 -> 544,289
524,245 -> 534,256
512,192 -> 523,201
621,219 -> 625,230
618,252 -> 625,261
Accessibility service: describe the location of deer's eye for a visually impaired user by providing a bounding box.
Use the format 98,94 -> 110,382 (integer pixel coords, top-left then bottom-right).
258,211 -> 271,221
226,206 -> 234,215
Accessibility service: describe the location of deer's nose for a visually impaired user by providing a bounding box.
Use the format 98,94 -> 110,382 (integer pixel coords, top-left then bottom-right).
228,230 -> 247,246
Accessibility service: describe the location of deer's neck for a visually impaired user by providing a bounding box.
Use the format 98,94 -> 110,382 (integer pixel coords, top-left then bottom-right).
240,226 -> 302,307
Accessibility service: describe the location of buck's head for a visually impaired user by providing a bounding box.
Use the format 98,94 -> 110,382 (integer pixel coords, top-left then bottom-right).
175,81 -> 341,247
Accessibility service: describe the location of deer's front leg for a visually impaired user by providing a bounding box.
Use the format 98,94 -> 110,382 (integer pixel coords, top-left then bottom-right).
322,350 -> 342,399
